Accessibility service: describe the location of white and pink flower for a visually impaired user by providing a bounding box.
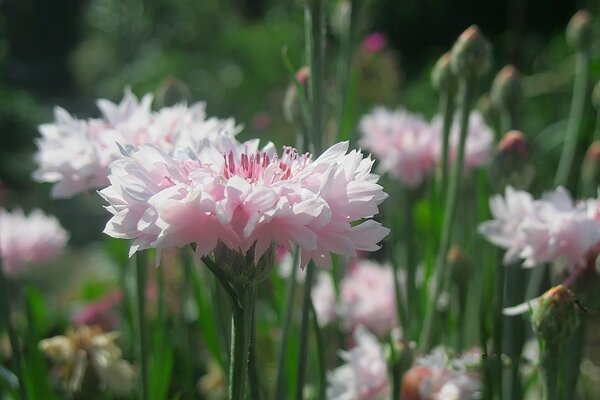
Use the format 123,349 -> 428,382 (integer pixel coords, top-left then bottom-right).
33,89 -> 239,198
0,208 -> 69,275
101,140 -> 389,268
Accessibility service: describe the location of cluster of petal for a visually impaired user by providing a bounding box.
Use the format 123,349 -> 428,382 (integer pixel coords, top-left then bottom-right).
340,259 -> 398,336
327,326 -> 390,400
39,326 -> 136,395
430,111 -> 493,171
359,107 -> 437,188
359,108 -> 493,187
0,208 -> 69,275
479,186 -> 600,269
33,89 -> 239,198
101,140 -> 389,268
404,347 -> 481,400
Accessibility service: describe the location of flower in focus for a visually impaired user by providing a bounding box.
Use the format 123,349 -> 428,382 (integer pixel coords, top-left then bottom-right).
431,110 -> 493,171
360,107 -> 437,188
39,326 -> 136,395
479,186 -> 600,269
101,140 -> 389,268
33,88 -> 239,198
340,259 -> 398,336
0,208 -> 69,275
326,326 -> 389,400
402,347 -> 482,400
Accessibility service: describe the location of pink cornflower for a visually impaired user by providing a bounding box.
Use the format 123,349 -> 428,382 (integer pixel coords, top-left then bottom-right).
0,208 -> 69,275
327,326 -> 390,400
431,110 -> 493,171
359,107 -> 437,188
479,186 -> 600,269
101,140 -> 389,268
362,32 -> 388,54
33,89 -> 239,198
340,259 -> 398,336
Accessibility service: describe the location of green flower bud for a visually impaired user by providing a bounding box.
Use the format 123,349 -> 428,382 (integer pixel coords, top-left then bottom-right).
532,285 -> 579,346
431,52 -> 457,94
331,0 -> 352,40
566,10 -> 596,52
490,130 -> 534,190
477,93 -> 500,128
450,25 -> 493,79
582,141 -> 600,191
448,246 -> 471,285
155,76 -> 191,108
213,242 -> 276,286
283,67 -> 310,127
490,65 -> 523,111
592,80 -> 600,110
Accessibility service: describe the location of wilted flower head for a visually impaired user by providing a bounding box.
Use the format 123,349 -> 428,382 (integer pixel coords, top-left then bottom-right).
0,208 -> 69,275
101,140 -> 389,268
402,347 -> 482,400
327,326 -> 389,400
479,186 -> 600,269
39,326 -> 136,395
340,259 -> 398,336
360,107 -> 437,188
431,111 -> 494,171
34,89 -> 239,198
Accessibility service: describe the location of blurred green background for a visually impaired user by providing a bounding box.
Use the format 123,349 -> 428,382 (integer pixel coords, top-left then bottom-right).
0,0 -> 597,245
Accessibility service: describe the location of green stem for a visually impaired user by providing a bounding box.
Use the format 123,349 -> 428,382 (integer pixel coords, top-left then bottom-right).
310,296 -> 326,400
135,251 -> 149,400
562,317 -> 587,400
540,344 -> 560,400
492,260 -> 505,399
334,1 -> 352,142
555,51 -> 590,187
274,248 -> 300,399
248,301 -> 262,400
420,77 -> 475,349
305,0 -> 325,154
295,262 -> 316,400
0,265 -> 27,400
440,91 -> 456,197
404,188 -> 417,335
228,285 -> 255,400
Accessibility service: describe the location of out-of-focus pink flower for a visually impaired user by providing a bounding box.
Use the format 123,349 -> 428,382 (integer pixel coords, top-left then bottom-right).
362,32 -> 388,54
479,186 -> 600,269
33,89 -> 239,198
0,208 -> 69,275
403,347 -> 481,400
101,140 -> 389,268
360,107 -> 437,188
431,111 -> 493,171
72,290 -> 123,331
340,259 -> 398,336
252,112 -> 272,132
327,326 -> 389,400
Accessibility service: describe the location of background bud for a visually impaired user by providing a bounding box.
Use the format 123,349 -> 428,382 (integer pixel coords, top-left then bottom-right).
566,10 -> 596,52
331,0 -> 352,40
490,130 -> 533,190
450,25 -> 492,79
477,93 -> 500,129
448,246 -> 471,285
283,67 -> 310,127
532,285 -> 579,345
491,65 -> 523,111
582,141 -> 600,191
431,52 -> 457,94
592,80 -> 600,110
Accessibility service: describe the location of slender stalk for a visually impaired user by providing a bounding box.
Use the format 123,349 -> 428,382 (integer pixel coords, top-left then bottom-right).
274,248 -> 300,399
0,265 -> 27,400
310,297 -> 326,400
403,188 -> 417,332
306,0 -> 325,154
562,316 -> 587,400
248,300 -> 262,400
439,91 -> 456,197
492,260 -> 505,399
420,77 -> 475,349
135,251 -> 149,400
555,51 -> 590,186
540,344 -> 560,400
229,286 -> 256,400
334,0 -> 352,142
295,262 -> 316,400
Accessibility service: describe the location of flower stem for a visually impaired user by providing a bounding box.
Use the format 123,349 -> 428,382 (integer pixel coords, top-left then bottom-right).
229,285 -> 255,400
562,316 -> 587,400
404,188 -> 417,335
274,248 -> 300,399
305,0 -> 325,154
0,265 -> 27,400
248,300 -> 262,400
540,344 -> 560,400
310,296 -> 326,400
420,77 -> 475,349
439,91 -> 456,197
135,251 -> 149,400
295,262 -> 316,400
555,51 -> 590,186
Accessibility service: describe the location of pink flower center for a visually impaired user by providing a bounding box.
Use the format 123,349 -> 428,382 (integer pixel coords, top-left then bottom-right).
222,146 -> 310,183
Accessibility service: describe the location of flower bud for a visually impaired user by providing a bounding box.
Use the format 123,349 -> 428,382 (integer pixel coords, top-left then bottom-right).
401,366 -> 433,400
532,285 -> 579,346
490,130 -> 533,190
450,25 -> 492,79
592,81 -> 600,110
331,0 -> 352,40
582,141 -> 600,191
566,10 -> 596,52
431,52 -> 457,94
155,76 -> 191,107
477,93 -> 499,128
214,242 -> 276,286
491,65 -> 523,110
283,67 -> 310,127
448,246 -> 471,285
